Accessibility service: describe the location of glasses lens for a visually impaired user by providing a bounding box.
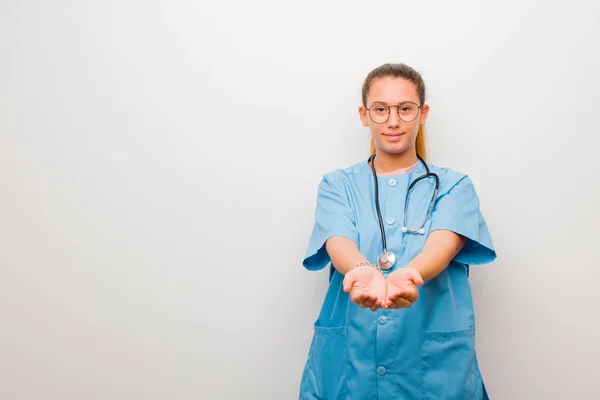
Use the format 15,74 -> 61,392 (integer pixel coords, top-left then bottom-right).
399,102 -> 419,122
369,103 -> 389,123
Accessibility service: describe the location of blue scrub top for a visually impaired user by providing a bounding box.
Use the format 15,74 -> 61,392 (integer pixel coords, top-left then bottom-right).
299,159 -> 496,400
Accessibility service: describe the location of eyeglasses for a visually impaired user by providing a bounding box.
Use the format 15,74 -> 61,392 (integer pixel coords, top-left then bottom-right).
366,101 -> 423,124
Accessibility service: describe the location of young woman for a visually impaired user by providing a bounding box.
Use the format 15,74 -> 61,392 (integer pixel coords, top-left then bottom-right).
299,63 -> 496,400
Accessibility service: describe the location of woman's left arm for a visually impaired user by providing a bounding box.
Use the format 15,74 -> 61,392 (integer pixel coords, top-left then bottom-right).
404,230 -> 467,282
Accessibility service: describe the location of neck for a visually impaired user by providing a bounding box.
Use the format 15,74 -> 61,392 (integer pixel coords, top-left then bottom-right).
372,151 -> 418,174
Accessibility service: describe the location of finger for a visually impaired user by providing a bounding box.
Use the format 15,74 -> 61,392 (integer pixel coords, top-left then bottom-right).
384,298 -> 398,309
350,293 -> 360,305
370,302 -> 380,311
405,268 -> 424,286
386,289 -> 413,308
352,292 -> 367,306
343,274 -> 356,292
392,296 -> 413,308
398,289 -> 419,303
383,297 -> 395,309
362,296 -> 376,309
368,293 -> 381,308
387,288 -> 403,301
398,293 -> 417,303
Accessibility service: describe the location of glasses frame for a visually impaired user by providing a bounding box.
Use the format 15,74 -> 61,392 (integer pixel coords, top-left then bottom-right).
365,101 -> 423,124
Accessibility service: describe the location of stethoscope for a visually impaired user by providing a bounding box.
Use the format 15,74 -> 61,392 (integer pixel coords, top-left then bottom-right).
368,154 -> 440,270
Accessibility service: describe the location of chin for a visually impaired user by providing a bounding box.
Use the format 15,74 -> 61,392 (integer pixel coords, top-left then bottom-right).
376,143 -> 410,155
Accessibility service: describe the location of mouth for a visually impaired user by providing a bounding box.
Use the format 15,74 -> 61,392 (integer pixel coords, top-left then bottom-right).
383,133 -> 404,141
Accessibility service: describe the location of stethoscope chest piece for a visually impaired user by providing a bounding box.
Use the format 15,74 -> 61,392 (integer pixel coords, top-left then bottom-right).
377,250 -> 396,270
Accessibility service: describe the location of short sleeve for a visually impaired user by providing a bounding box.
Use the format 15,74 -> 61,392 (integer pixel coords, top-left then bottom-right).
303,174 -> 359,271
429,176 -> 496,265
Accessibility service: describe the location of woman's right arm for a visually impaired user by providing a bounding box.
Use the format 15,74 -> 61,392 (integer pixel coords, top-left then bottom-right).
327,236 -> 388,310
325,236 -> 369,276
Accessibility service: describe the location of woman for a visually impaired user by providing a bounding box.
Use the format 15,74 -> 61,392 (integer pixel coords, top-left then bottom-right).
299,63 -> 496,400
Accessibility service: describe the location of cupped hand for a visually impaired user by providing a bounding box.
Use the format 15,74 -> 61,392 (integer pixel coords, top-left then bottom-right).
343,266 -> 387,311
384,268 -> 424,309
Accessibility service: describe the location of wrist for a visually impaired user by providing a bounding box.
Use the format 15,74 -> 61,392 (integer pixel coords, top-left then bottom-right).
353,261 -> 383,275
402,260 -> 424,275
393,265 -> 421,277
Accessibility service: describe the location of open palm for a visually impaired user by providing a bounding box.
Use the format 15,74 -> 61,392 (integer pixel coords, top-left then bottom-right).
385,268 -> 424,309
343,266 -> 387,311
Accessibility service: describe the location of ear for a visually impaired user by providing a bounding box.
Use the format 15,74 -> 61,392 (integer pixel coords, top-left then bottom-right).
419,104 -> 430,125
359,106 -> 369,127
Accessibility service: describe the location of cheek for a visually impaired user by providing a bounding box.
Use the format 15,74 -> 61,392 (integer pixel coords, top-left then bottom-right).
408,121 -> 421,135
368,122 -> 381,134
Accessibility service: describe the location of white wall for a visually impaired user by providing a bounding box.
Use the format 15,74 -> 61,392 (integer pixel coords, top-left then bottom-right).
1,1 -> 599,399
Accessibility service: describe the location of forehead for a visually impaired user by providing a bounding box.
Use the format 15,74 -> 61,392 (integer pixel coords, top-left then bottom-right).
367,77 -> 419,105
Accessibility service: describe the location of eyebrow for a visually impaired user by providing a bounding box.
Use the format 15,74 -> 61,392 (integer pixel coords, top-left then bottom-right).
369,100 -> 416,106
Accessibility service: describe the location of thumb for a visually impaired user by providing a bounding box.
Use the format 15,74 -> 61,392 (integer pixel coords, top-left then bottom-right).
405,268 -> 424,286
343,273 -> 356,292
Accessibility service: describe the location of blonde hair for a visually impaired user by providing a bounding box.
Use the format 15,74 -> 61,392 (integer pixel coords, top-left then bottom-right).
362,63 -> 427,161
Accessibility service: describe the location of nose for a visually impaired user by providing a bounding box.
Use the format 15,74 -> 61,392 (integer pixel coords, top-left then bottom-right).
387,107 -> 401,128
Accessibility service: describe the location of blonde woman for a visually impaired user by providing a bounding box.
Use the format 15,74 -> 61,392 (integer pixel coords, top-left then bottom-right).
300,63 -> 496,400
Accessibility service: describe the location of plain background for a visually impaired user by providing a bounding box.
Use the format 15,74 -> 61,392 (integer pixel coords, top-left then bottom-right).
1,1 -> 599,399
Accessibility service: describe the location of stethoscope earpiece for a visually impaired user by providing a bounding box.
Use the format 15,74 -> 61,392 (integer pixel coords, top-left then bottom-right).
401,226 -> 426,234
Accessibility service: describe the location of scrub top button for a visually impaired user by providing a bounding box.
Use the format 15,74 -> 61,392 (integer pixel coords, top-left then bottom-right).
385,217 -> 395,225
377,366 -> 387,376
378,315 -> 388,325
388,179 -> 397,187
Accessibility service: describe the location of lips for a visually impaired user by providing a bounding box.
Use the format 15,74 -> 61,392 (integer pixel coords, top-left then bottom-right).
383,133 -> 404,141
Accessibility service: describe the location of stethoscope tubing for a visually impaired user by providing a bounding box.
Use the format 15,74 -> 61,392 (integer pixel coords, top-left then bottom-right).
368,153 -> 440,269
